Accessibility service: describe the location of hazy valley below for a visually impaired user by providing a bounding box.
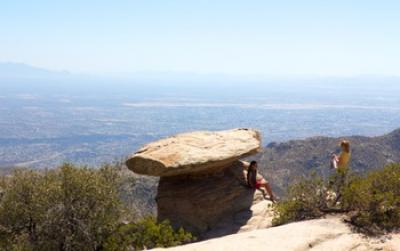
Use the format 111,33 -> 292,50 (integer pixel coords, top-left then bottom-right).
1,64 -> 400,169
1,74 -> 400,169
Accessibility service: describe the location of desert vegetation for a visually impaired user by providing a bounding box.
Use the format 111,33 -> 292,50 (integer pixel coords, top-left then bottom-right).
273,163 -> 400,235
1,160 -> 398,250
0,164 -> 194,251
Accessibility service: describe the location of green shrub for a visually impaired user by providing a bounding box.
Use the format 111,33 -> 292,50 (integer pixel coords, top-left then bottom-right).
272,172 -> 327,226
0,164 -> 123,250
103,217 -> 195,251
342,164 -> 400,233
273,164 -> 400,234
0,164 -> 195,250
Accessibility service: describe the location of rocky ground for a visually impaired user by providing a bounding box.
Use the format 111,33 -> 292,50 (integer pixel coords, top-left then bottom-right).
153,216 -> 400,251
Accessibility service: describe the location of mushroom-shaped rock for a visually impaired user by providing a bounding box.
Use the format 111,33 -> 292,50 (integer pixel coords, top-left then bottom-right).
126,128 -> 261,177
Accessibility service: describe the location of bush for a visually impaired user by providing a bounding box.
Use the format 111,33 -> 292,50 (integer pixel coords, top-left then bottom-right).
272,172 -> 326,226
273,164 -> 400,234
0,164 -> 195,250
342,164 -> 400,233
0,164 -> 123,250
103,217 -> 195,251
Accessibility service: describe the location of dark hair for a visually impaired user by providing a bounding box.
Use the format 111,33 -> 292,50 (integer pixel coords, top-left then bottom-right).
247,161 -> 258,188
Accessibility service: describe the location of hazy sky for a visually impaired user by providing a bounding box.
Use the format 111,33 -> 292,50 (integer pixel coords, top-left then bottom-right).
1,1 -> 400,76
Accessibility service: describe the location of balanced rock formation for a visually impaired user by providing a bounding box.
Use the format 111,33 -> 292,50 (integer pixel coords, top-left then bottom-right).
126,128 -> 274,238
126,128 -> 261,177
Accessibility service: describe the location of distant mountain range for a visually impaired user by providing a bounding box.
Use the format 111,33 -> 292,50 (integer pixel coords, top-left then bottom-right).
255,128 -> 400,195
0,62 -> 71,79
2,62 -> 400,86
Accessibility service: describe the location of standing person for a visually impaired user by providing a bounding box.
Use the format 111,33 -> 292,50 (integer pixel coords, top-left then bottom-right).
247,161 -> 276,203
331,140 -> 351,171
329,140 -> 351,204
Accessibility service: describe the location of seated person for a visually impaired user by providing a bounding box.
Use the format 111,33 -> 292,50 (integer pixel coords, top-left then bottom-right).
246,161 -> 276,203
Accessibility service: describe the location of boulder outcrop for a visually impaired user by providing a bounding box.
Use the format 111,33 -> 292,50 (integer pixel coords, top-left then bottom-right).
157,161 -> 274,238
126,128 -> 261,177
126,128 -> 273,238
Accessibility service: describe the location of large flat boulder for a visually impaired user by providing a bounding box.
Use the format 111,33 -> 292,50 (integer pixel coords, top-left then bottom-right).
126,128 -> 261,177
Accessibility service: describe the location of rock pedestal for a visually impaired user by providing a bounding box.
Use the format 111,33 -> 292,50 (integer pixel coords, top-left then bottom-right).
126,128 -> 273,238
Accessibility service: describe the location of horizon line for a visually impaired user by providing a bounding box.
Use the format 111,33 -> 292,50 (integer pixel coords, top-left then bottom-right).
1,61 -> 400,80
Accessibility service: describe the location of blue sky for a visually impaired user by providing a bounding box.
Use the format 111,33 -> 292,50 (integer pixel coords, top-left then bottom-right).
1,1 -> 400,76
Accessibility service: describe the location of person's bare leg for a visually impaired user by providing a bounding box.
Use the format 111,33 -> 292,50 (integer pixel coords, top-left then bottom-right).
258,188 -> 267,198
261,182 -> 275,203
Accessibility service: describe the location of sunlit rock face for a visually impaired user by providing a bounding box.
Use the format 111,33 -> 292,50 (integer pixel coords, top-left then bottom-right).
126,128 -> 261,177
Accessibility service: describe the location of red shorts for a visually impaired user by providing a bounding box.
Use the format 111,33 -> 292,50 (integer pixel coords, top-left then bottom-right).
255,180 -> 262,189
